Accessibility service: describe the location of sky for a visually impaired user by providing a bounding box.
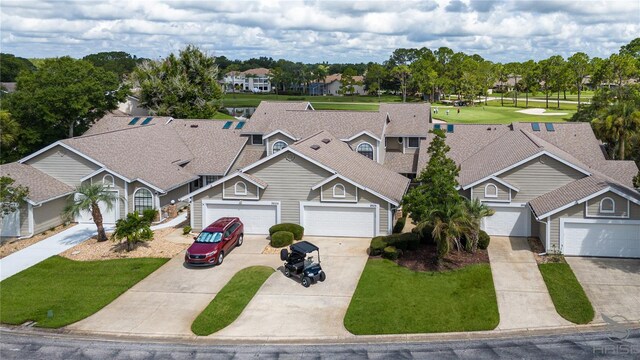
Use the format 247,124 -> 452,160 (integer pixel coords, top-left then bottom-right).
1,0 -> 639,64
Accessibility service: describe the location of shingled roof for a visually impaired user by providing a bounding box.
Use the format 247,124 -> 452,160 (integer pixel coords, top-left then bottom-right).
0,162 -> 74,204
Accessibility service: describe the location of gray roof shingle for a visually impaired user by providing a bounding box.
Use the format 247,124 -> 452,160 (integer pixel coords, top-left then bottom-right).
0,162 -> 74,204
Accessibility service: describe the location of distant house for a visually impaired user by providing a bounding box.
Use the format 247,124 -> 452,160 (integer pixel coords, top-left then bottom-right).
116,95 -> 149,116
0,82 -> 17,94
310,74 -> 366,96
223,68 -> 272,93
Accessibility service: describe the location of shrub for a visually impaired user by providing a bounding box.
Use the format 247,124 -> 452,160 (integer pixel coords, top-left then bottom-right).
270,231 -> 294,248
382,246 -> 399,260
141,209 -> 157,224
478,230 -> 490,250
392,216 -> 406,234
413,224 -> 435,244
369,236 -> 387,256
385,232 -> 420,251
182,226 -> 192,235
269,223 -> 304,240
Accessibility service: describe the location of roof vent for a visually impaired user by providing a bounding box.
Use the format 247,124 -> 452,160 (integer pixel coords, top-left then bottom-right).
321,138 -> 331,144
310,144 -> 320,150
190,124 -> 198,128
487,127 -> 491,131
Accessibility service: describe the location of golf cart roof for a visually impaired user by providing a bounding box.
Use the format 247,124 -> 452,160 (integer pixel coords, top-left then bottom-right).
291,241 -> 319,254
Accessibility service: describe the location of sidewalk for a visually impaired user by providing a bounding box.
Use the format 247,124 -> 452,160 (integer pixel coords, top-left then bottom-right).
0,224 -> 108,281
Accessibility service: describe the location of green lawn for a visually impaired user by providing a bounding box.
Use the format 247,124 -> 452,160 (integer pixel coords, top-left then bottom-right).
344,259 -> 499,334
0,256 -> 167,328
538,263 -> 594,324
191,266 -> 274,336
222,93 -> 404,107
433,104 -> 575,124
486,98 -> 579,111
311,102 -> 378,111
213,111 -> 236,119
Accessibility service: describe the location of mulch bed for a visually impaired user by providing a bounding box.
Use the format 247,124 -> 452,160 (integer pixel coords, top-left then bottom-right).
393,242 -> 489,272
527,237 -> 565,265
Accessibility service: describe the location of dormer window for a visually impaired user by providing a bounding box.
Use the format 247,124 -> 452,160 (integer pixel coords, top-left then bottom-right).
272,140 -> 287,153
484,183 -> 498,198
357,143 -> 374,160
251,135 -> 263,145
234,181 -> 247,195
333,183 -> 346,198
599,197 -> 615,213
407,137 -> 419,148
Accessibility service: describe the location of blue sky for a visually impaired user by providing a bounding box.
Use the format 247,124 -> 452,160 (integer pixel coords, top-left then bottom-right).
1,0 -> 638,63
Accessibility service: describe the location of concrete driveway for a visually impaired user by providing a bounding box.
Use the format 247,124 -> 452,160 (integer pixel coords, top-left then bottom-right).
488,236 -> 570,330
565,257 -> 640,324
68,235 -> 281,337
211,236 -> 370,340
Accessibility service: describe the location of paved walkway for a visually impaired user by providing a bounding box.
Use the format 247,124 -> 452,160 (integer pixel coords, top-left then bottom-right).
150,213 -> 187,231
488,236 -> 570,330
0,224 -> 107,281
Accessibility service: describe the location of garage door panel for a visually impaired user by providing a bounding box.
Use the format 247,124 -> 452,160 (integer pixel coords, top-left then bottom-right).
303,205 -> 375,238
563,222 -> 640,258
204,203 -> 277,235
482,206 -> 530,237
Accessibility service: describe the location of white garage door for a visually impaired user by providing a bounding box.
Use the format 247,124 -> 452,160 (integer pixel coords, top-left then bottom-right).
562,221 -> 640,258
482,205 -> 530,237
203,202 -> 278,234
0,209 -> 20,237
302,204 -> 376,237
76,193 -> 118,225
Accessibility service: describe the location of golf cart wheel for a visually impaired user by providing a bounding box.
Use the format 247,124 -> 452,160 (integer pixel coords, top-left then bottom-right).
301,276 -> 311,288
280,249 -> 289,261
217,252 -> 224,265
237,234 -> 243,247
284,267 -> 291,277
319,272 -> 326,282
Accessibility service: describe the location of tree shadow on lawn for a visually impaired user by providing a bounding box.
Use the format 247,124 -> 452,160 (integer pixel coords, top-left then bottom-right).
394,243 -> 489,272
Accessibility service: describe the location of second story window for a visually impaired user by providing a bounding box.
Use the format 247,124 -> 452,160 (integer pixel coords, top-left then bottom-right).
407,137 -> 419,148
251,135 -> 263,145
357,143 -> 374,160
272,140 -> 288,153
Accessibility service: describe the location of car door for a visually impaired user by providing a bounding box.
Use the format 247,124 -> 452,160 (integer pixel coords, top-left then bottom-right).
223,227 -> 233,252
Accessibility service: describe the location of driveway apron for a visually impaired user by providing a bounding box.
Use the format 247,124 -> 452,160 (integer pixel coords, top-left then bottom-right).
565,257 -> 640,324
488,236 -> 570,330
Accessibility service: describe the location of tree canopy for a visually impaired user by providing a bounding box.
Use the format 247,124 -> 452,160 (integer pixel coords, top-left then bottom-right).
0,53 -> 36,82
132,45 -> 222,118
82,51 -> 147,79
0,176 -> 29,217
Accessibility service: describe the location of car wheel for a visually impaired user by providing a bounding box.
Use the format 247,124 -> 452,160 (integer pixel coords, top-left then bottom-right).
237,234 -> 243,247
217,252 -> 224,265
284,267 -> 291,277
301,276 -> 311,288
319,272 -> 326,282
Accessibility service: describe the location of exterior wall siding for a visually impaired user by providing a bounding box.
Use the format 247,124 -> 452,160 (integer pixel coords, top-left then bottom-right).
87,172 -> 126,219
19,203 -> 30,237
192,186 -> 223,230
360,190 -> 390,235
472,180 -> 510,202
500,155 -> 585,203
266,133 -> 295,156
539,220 -> 547,246
321,178 -> 357,202
348,134 -> 379,162
385,137 -> 403,151
223,179 -> 259,199
585,192 -> 630,218
160,185 -> 190,208
33,197 -> 67,234
25,145 -> 101,186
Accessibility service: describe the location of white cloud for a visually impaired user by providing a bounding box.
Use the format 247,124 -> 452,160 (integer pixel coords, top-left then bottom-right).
0,0 -> 637,63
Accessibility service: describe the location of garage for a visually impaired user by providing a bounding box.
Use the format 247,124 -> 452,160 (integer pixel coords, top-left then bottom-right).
301,203 -> 377,237
76,197 -> 118,225
561,220 -> 640,258
482,204 -> 531,237
203,201 -> 279,234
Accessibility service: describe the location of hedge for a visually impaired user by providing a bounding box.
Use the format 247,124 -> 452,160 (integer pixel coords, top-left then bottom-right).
392,215 -> 407,234
270,231 -> 294,248
478,230 -> 490,250
369,236 -> 387,256
368,232 -> 420,257
382,246 -> 399,260
269,223 -> 304,240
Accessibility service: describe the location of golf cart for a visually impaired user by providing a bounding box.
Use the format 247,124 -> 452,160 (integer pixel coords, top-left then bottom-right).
280,241 -> 326,287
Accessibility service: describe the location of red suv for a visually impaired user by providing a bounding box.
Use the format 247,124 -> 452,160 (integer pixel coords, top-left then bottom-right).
185,217 -> 244,266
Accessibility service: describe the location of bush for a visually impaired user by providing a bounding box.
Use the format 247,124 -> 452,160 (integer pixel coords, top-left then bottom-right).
369,236 -> 387,256
270,231 -> 294,248
382,246 -> 399,260
269,223 -> 304,240
141,209 -> 157,224
392,216 -> 406,234
413,224 -> 435,244
385,232 -> 420,251
478,230 -> 490,250
183,226 -> 192,235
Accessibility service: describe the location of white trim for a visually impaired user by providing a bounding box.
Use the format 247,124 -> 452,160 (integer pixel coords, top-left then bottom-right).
190,199 -> 194,229
299,201 -> 380,237
80,168 -> 130,183
19,141 -> 102,166
599,197 -> 615,213
271,140 -> 288,154
132,187 -> 155,213
356,142 -> 375,160
376,139 -> 380,164
559,218 -> 640,254
234,181 -> 247,195
486,176 -> 520,192
462,151 -> 591,190
585,198 -> 630,219
405,137 -> 420,149
319,184 -> 358,203
388,203 -> 393,235
263,129 -> 297,141
484,183 -> 498,198
484,202 -> 527,208
124,182 -> 129,215
332,183 -> 346,198
221,179 -> 260,200
535,186 -> 640,220
103,174 -> 115,187
483,202 -> 531,236
30,191 -> 75,206
340,130 -> 381,142
305,102 -> 315,111
224,140 -> 249,176
312,174 -> 399,206
201,199 -> 281,229
546,217 -> 551,252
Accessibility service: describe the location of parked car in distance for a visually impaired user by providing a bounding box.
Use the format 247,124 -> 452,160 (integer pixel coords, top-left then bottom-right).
185,217 -> 243,266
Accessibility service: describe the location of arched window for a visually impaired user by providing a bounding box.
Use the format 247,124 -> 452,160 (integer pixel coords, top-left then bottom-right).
234,181 -> 247,195
484,183 -> 498,198
133,188 -> 153,213
333,183 -> 346,198
599,197 -> 615,213
103,174 -> 114,187
357,143 -> 374,160
272,140 -> 288,153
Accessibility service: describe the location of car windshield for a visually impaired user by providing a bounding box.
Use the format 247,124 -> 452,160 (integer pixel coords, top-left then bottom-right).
195,232 -> 223,243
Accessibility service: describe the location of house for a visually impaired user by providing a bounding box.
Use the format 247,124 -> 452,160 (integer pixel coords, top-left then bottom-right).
310,74 -> 366,96
116,95 -> 149,116
223,68 -> 272,93
416,122 -> 640,258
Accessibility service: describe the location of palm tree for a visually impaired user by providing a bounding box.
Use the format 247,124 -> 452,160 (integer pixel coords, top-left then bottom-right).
463,198 -> 495,253
63,183 -> 120,241
424,200 -> 470,258
592,103 -> 640,160
111,211 -> 154,251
